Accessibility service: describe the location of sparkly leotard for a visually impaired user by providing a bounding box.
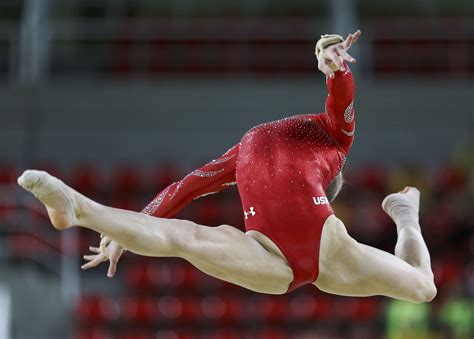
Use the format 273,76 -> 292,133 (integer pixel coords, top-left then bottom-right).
142,65 -> 355,292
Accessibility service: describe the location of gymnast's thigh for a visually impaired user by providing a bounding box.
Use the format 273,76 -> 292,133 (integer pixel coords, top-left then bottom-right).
313,215 -> 434,302
180,224 -> 293,294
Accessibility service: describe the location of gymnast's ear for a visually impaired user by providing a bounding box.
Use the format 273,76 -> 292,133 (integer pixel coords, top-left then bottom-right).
326,171 -> 344,203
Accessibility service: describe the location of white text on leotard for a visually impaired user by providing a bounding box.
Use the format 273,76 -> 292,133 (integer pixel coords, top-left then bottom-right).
313,197 -> 329,205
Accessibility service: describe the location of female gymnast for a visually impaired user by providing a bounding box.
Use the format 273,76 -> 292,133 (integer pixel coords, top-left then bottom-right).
17,30 -> 437,302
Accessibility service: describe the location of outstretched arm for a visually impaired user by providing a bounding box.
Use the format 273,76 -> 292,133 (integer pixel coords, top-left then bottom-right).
316,30 -> 361,154
142,143 -> 240,217
324,60 -> 355,154
82,143 -> 240,275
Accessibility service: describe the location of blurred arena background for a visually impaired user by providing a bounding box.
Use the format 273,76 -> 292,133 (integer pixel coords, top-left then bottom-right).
0,0 -> 473,338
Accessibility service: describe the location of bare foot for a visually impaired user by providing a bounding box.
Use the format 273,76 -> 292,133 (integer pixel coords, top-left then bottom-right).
381,186 -> 420,231
18,170 -> 78,230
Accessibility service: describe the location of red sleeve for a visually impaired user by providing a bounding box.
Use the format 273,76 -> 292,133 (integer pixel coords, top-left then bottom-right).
323,63 -> 355,154
141,143 -> 240,218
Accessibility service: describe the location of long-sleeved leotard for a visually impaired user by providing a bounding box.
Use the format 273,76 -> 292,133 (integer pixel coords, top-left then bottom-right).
142,143 -> 240,217
143,65 -> 355,292
321,67 -> 355,154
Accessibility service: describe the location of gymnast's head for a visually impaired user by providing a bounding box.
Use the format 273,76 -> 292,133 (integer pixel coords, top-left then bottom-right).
326,171 -> 344,203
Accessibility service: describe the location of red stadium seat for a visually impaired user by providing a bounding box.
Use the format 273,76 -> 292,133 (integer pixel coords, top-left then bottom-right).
9,233 -> 54,258
199,295 -> 244,323
289,294 -> 332,321
435,166 -> 467,194
118,331 -> 154,339
194,199 -> 222,226
120,297 -> 159,324
111,165 -> 143,197
356,165 -> 387,194
158,295 -> 198,322
0,200 -> 17,225
77,295 -> 118,324
175,264 -> 200,290
123,261 -> 201,291
70,165 -> 103,198
433,259 -> 463,287
199,329 -> 242,339
247,295 -> 289,322
343,298 -> 381,321
0,164 -> 17,184
154,330 -> 194,339
251,329 -> 288,339
123,261 -> 160,291
156,263 -> 179,289
157,295 -> 184,322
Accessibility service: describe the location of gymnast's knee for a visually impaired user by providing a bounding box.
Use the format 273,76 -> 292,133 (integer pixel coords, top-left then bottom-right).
409,273 -> 437,303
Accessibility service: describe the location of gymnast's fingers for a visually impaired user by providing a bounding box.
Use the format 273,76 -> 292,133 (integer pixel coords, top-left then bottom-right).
107,257 -> 118,278
324,48 -> 344,70
342,33 -> 354,49
89,246 -> 101,254
337,48 -> 356,63
351,30 -> 361,45
343,30 -> 361,50
81,254 -> 107,270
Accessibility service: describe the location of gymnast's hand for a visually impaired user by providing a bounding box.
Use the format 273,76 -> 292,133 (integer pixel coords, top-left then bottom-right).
81,236 -> 125,278
316,29 -> 361,78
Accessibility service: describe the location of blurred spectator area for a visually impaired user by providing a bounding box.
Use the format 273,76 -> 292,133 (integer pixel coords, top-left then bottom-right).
0,158 -> 473,338
0,0 -> 472,79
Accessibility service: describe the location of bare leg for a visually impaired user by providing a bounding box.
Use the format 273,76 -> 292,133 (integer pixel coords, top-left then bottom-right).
382,187 -> 432,273
18,170 -> 293,294
314,187 -> 436,303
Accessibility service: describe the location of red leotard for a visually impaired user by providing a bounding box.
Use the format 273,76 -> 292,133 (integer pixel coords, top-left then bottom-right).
142,66 -> 355,292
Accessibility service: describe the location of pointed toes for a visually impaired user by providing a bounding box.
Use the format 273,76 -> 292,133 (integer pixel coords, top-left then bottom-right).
17,170 -> 48,191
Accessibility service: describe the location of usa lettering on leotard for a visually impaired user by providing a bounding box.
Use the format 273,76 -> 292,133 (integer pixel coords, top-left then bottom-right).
313,196 -> 329,205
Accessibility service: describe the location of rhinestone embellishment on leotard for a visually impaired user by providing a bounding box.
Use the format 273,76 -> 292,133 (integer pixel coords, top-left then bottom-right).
142,186 -> 171,215
191,169 -> 225,178
240,114 -> 345,190
170,168 -> 225,200
344,100 -> 354,123
209,153 -> 236,165
194,191 -> 220,200
341,127 -> 355,136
